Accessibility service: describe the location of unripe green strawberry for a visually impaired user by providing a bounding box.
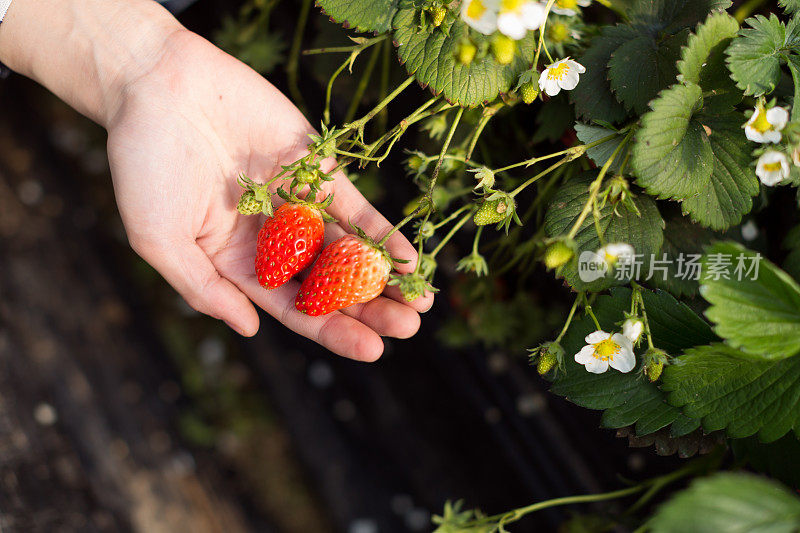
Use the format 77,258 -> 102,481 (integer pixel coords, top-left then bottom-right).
520,82 -> 539,104
237,190 -> 262,215
646,360 -> 664,382
492,35 -> 515,65
294,168 -> 317,184
537,350 -> 558,375
544,240 -> 575,269
456,41 -> 477,65
643,348 -> 669,383
431,5 -> 447,26
474,198 -> 510,226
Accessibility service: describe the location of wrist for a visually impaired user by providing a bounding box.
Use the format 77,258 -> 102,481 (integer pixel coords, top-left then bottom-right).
0,0 -> 183,127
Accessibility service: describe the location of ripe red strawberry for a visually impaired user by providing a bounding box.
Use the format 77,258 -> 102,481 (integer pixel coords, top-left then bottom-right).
295,233 -> 393,316
256,203 -> 325,289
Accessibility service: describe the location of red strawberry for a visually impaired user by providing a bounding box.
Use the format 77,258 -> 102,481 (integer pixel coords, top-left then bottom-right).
256,203 -> 325,289
295,233 -> 393,316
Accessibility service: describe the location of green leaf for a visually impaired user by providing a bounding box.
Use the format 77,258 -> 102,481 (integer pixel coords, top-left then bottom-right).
700,242 -> 800,360
649,215 -> 716,298
732,435 -> 800,490
573,124 -> 628,173
531,95 -> 574,143
630,0 -> 733,33
680,112 -> 758,230
608,31 -> 687,115
544,173 -> 665,292
663,344 -> 800,441
317,0 -> 399,34
648,473 -> 800,533
783,224 -> 800,282
725,14 -> 800,96
392,8 -> 535,107
551,287 -> 713,437
631,83 -> 713,201
780,0 -> 800,15
677,12 -> 740,91
570,25 -> 636,124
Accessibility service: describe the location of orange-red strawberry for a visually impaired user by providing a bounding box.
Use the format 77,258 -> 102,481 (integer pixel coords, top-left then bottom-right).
256,203 -> 325,289
295,233 -> 393,316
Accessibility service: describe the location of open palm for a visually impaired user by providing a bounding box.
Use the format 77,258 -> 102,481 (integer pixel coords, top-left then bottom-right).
106,31 -> 432,361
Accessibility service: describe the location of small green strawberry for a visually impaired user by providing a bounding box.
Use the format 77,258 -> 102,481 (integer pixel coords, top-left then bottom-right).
237,190 -> 262,215
456,41 -> 477,65
530,341 -> 565,376
492,35 -> 515,65
544,239 -> 576,270
643,348 -> 669,383
431,5 -> 447,26
474,198 -> 511,226
520,82 -> 539,104
388,272 -> 439,302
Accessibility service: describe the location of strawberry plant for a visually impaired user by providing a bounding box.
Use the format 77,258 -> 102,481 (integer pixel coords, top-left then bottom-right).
222,0 -> 800,529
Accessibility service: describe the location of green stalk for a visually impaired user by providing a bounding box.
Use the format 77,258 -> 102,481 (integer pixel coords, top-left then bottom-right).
344,42 -> 384,124
286,0 -> 312,112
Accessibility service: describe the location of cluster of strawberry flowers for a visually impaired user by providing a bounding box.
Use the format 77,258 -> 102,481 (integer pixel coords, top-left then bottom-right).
449,0 -> 587,99
744,100 -> 799,186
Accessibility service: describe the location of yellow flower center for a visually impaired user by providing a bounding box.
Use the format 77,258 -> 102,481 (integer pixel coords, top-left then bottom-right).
466,0 -> 487,18
557,0 -> 579,9
593,339 -> 620,361
763,161 -> 783,172
751,106 -> 774,134
501,0 -> 525,11
547,62 -> 570,80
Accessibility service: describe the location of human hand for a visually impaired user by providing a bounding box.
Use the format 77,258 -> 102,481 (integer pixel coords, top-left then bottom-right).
105,30 -> 433,361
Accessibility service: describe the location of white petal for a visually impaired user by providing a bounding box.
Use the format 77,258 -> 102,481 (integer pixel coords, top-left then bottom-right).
584,357 -> 609,374
575,345 -> 596,364
497,14 -> 528,40
609,334 -> 636,373
585,330 -> 610,344
763,130 -> 783,144
767,107 -> 789,130
543,78 -> 562,96
566,59 -> 586,73
609,347 -> 636,373
745,126 -> 765,143
559,70 -> 581,91
521,2 -> 546,29
622,319 -> 643,343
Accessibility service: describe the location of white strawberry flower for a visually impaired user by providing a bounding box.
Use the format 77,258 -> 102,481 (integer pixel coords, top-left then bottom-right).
622,318 -> 644,345
756,150 -> 790,186
461,0 -> 499,35
538,57 -> 586,96
575,330 -> 636,374
597,242 -> 634,267
744,103 -> 789,144
552,0 -> 591,16
497,0 -> 547,40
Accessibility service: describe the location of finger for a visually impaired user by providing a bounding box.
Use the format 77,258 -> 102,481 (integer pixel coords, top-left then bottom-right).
325,222 -> 435,313
339,296 -> 421,339
133,237 -> 260,336
234,273 -> 385,362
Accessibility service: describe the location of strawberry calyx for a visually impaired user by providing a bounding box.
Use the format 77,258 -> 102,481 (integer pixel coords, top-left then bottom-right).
276,187 -> 338,223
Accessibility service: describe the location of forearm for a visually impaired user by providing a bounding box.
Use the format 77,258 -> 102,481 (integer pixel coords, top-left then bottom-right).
0,0 -> 183,126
